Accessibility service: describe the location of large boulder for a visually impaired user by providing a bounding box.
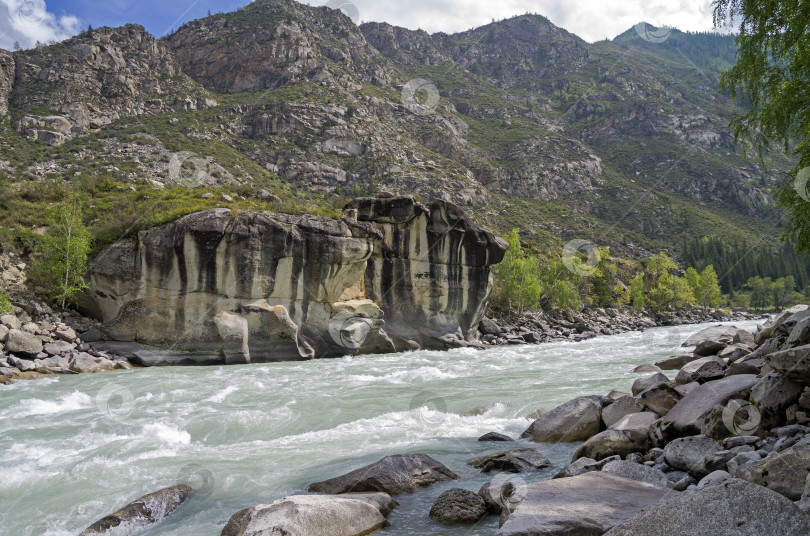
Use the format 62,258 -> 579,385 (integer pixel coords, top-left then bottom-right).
602,396 -> 645,427
674,357 -> 725,385
639,382 -> 682,416
306,454 -> 457,495
756,305 -> 809,344
573,429 -> 648,461
650,374 -> 759,446
428,488 -> 486,525
4,329 -> 42,357
663,435 -> 722,478
750,373 -> 804,431
521,395 -> 608,443
80,485 -> 192,535
766,344 -> 810,382
496,472 -> 672,536
466,449 -> 551,473
632,373 -> 670,396
683,325 -> 739,347
220,493 -> 396,536
601,460 -> 670,488
735,440 -> 810,500
603,479 -> 810,535
553,456 -> 620,479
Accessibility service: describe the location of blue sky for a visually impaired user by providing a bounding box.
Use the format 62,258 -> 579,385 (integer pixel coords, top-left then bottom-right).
0,0 -> 722,50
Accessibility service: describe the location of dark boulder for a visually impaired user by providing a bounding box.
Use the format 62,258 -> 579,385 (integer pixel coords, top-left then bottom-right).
80,485 -> 192,535
428,488 -> 486,525
466,449 -> 550,473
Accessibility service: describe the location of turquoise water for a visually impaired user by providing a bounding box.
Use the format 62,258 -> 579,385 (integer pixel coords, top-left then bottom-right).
0,320 -> 762,535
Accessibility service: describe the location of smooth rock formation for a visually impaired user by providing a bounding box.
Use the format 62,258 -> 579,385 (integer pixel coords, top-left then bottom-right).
478,431 -> 514,442
306,454 -> 458,495
466,449 -> 551,473
428,488 -> 486,525
573,429 -> 649,461
603,479 -> 810,535
83,201 -> 506,362
345,197 -> 508,350
521,395 -> 608,443
496,472 -> 673,536
80,485 -> 192,535
663,435 -> 721,477
683,325 -> 739,347
220,493 -> 396,536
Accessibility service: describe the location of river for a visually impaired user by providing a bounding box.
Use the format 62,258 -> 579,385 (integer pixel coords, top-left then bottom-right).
0,319 -> 763,535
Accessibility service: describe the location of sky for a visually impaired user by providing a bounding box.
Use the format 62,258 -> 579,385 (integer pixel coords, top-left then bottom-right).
0,0 -> 725,50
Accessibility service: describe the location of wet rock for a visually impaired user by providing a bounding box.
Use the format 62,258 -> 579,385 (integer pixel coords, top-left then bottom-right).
5,329 -> 43,357
220,493 -> 395,536
664,435 -> 722,477
604,478 -> 810,535
521,395 -> 608,443
632,364 -> 662,373
80,485 -> 192,535
601,460 -> 670,488
466,449 -> 550,473
496,472 -> 672,536
478,431 -> 513,442
478,479 -> 516,515
306,454 -> 457,495
429,488 -> 486,525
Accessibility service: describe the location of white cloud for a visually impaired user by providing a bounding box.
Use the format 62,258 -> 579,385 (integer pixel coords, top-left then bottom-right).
304,0 -> 719,42
0,0 -> 82,50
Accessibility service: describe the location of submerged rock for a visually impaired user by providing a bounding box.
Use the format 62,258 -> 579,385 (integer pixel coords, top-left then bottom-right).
80,485 -> 192,535
478,431 -> 514,442
466,448 -> 550,473
221,493 -> 396,536
306,454 -> 457,495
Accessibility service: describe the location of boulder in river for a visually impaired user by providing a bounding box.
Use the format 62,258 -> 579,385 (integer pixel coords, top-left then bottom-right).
601,396 -> 645,428
655,352 -> 702,370
428,488 -> 486,525
466,448 -> 550,473
80,485 -> 192,535
631,373 -> 670,395
306,454 -> 457,495
520,395 -> 609,443
478,478 -> 517,514
496,472 -> 673,536
674,356 -> 725,385
683,325 -> 739,347
603,479 -> 810,536
220,493 -> 396,536
478,431 -> 514,442
572,428 -> 649,462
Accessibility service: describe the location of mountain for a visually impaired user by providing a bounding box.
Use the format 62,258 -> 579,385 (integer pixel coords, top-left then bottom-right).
0,0 -> 795,265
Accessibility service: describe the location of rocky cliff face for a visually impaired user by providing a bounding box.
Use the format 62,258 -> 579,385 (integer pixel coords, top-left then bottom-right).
0,50 -> 14,116
8,25 -> 213,145
82,198 -> 505,363
346,197 -> 508,350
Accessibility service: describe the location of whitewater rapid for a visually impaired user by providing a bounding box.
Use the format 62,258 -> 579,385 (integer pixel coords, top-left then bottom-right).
0,319 -> 763,536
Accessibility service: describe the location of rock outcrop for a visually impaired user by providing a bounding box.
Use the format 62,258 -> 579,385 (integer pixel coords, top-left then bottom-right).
83,199 -> 505,362
345,197 -> 508,350
80,485 -> 192,535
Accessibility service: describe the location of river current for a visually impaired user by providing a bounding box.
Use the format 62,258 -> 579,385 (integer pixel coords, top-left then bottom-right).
0,319 -> 763,535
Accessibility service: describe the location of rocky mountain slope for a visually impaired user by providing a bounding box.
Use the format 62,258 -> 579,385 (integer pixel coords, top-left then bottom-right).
0,0 -> 795,262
